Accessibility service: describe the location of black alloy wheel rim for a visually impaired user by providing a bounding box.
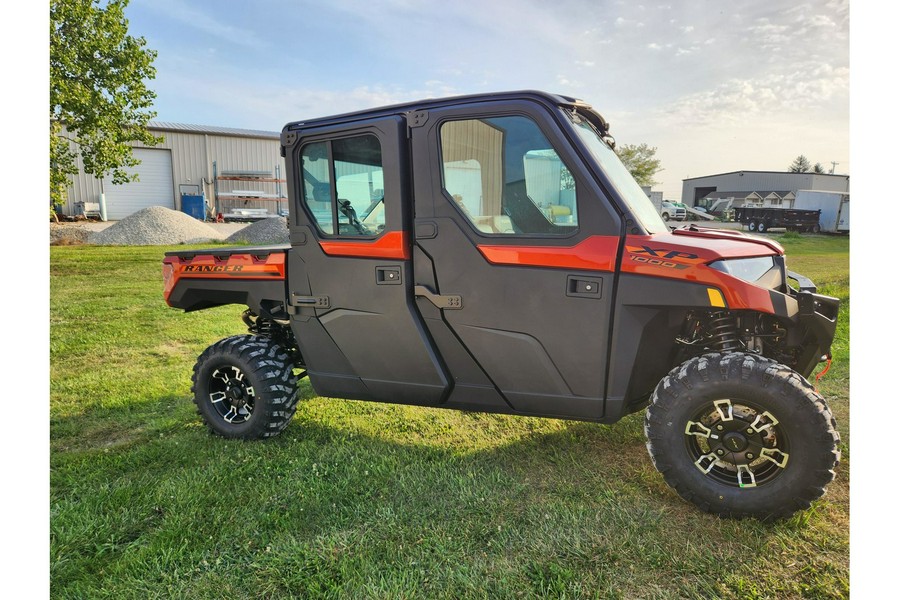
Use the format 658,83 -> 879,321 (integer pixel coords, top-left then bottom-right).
684,398 -> 790,488
208,365 -> 256,424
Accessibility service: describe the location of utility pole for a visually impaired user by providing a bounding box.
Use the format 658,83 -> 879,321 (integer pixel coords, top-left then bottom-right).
830,161 -> 839,174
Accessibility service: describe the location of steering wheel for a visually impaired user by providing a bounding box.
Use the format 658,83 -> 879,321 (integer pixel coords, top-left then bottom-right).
338,200 -> 370,235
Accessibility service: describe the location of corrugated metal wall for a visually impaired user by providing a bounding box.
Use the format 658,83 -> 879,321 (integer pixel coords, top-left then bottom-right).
682,172 -> 850,207
62,127 -> 287,218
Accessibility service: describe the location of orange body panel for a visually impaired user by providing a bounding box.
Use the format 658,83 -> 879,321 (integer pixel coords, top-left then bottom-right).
163,252 -> 285,305
475,231 -> 781,314
319,231 -> 410,260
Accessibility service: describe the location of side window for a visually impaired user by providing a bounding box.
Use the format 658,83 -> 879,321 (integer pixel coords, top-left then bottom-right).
300,134 -> 385,237
440,116 -> 578,235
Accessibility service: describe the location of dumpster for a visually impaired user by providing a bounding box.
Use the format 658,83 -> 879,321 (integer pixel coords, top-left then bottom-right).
181,194 -> 206,221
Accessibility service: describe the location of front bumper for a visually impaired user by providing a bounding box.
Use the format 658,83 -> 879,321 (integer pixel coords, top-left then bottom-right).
782,271 -> 840,377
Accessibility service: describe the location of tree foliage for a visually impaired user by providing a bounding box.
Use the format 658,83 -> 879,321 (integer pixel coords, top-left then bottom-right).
50,0 -> 161,204
788,155 -> 812,173
616,143 -> 663,187
812,162 -> 826,174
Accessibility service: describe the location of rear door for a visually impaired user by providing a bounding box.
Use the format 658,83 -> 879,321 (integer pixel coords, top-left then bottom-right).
284,116 -> 449,405
410,101 -> 623,419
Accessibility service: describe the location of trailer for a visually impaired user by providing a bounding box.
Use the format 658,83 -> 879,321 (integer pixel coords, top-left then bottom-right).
794,190 -> 850,233
732,206 -> 821,233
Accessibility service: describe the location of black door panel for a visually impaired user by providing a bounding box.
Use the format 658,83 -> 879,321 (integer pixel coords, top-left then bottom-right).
285,119 -> 450,405
411,101 -> 621,419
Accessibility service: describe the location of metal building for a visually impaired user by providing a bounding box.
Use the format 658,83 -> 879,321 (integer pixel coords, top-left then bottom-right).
682,171 -> 850,210
62,122 -> 286,221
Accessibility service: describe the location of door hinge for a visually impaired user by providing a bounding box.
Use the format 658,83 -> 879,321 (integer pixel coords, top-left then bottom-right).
407,110 -> 429,128
289,293 -> 330,309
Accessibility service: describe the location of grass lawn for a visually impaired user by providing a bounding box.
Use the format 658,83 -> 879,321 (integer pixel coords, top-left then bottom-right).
50,234 -> 849,599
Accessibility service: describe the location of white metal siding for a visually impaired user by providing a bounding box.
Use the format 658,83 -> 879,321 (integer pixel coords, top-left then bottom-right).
62,125 -> 287,219
104,148 -> 175,220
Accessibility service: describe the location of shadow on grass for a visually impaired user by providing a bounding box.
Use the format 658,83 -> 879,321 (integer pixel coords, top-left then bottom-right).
50,390 -> 847,599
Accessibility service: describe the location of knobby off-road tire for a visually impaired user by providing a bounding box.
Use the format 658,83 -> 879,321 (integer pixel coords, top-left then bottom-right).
192,335 -> 300,439
644,352 -> 840,520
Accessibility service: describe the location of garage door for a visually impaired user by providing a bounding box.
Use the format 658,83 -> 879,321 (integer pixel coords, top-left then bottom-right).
104,148 -> 175,220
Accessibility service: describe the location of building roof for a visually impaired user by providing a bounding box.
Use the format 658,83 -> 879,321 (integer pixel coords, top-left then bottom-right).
148,121 -> 280,140
683,170 -> 848,182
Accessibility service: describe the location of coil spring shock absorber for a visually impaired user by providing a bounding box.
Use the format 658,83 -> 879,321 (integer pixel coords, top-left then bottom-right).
708,311 -> 741,352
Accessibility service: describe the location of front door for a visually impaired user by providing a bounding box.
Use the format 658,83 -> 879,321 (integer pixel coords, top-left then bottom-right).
285,116 -> 449,405
410,102 -> 623,419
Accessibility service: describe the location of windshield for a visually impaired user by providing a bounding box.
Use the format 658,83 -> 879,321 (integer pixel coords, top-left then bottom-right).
571,119 -> 668,233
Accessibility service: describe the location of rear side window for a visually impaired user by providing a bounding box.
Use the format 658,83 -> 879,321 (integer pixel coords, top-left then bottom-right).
440,116 -> 578,235
300,134 -> 385,237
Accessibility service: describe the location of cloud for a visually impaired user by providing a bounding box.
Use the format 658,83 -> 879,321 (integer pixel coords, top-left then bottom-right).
139,0 -> 268,49
655,63 -> 848,128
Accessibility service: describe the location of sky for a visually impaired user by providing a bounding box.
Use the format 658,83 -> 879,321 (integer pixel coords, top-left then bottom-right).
123,0 -> 850,202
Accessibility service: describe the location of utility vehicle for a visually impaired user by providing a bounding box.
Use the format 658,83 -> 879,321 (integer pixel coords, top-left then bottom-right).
163,91 -> 840,519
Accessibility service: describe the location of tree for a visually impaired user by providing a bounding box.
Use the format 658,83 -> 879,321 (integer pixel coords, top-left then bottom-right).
50,0 -> 161,206
616,143 -> 663,187
812,162 -> 826,174
788,155 -> 812,173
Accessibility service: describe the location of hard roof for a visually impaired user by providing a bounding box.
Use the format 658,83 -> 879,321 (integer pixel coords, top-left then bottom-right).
283,90 -> 584,132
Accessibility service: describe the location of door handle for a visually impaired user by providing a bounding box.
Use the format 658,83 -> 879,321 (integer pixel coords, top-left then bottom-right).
566,276 -> 602,299
414,285 -> 462,309
376,266 -> 402,285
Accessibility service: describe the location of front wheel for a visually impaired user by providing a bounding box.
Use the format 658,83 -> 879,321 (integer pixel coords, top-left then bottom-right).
644,352 -> 840,520
747,221 -> 757,232
757,221 -> 768,233
192,335 -> 301,439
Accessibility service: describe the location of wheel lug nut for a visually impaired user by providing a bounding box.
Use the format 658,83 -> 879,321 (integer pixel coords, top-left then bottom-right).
716,449 -> 725,456
746,453 -> 754,459
746,428 -> 754,434
716,425 -> 724,431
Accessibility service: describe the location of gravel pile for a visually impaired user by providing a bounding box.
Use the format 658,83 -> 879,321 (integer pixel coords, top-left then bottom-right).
89,206 -> 225,246
225,217 -> 289,245
50,223 -> 93,245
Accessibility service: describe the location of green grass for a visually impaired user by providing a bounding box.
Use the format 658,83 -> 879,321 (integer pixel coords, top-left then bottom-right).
50,235 -> 850,599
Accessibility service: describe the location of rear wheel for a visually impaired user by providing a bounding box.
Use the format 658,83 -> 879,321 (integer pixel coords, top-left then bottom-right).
812,223 -> 822,233
747,221 -> 757,232
644,353 -> 840,520
757,221 -> 768,233
662,212 -> 670,221
192,335 -> 301,439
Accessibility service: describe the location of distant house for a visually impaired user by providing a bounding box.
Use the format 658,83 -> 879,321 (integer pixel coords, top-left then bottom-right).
682,171 -> 849,210
700,190 -> 797,211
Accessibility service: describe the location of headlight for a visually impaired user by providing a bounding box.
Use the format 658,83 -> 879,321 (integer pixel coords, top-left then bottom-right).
708,256 -> 783,289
